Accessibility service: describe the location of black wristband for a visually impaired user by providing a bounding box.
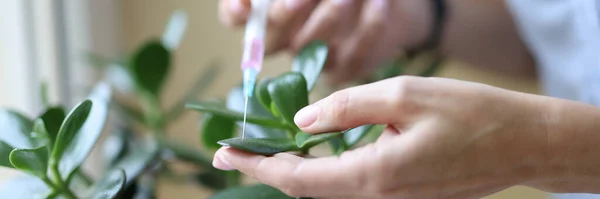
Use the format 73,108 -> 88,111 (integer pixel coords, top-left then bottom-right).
407,0 -> 447,55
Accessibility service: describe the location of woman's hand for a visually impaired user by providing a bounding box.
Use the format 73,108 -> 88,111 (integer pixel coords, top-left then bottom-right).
219,0 -> 432,84
211,76 -> 600,198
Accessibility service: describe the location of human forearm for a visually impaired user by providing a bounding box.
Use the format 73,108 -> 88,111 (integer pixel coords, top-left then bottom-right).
528,96 -> 600,193
434,0 -> 536,77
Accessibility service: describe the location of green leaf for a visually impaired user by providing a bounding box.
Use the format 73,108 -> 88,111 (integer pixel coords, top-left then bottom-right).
217,137 -> 299,156
85,169 -> 126,199
110,135 -> 158,186
292,40 -> 328,91
186,101 -> 288,129
255,78 -> 273,110
59,83 -> 112,181
195,171 -> 227,190
130,39 -> 171,96
0,141 -> 14,168
0,110 -> 43,149
267,72 -> 309,127
162,10 -> 188,50
202,113 -> 237,150
39,106 -> 66,147
209,184 -> 293,199
296,132 -> 341,149
9,146 -> 49,179
101,128 -> 130,168
419,58 -> 444,77
51,100 -> 92,162
343,125 -> 376,148
0,174 -> 50,198
226,86 -> 288,139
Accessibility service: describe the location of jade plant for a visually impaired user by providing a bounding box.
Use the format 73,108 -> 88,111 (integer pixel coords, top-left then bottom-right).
0,83 -> 146,198
187,39 -> 444,198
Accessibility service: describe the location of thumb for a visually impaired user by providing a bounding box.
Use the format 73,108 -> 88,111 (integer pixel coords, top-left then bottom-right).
294,77 -> 419,134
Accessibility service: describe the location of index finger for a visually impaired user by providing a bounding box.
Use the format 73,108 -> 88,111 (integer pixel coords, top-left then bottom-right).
214,146 -> 371,197
219,0 -> 252,28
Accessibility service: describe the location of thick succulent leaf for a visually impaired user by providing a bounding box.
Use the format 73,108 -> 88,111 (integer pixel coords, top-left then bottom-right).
0,174 -> 49,198
162,10 -> 188,50
267,72 -> 309,127
343,125 -> 376,148
226,86 -> 287,139
9,146 -> 49,178
255,78 -> 273,110
56,82 -> 112,181
195,170 -> 227,190
292,40 -> 328,91
187,101 -> 288,129
0,141 -> 14,168
39,106 -> 66,146
110,135 -> 158,186
51,100 -> 92,161
202,113 -> 237,150
130,39 -> 171,96
217,137 -> 299,156
0,110 -> 42,149
101,127 -> 130,168
210,184 -> 293,199
85,169 -> 126,199
296,132 -> 341,149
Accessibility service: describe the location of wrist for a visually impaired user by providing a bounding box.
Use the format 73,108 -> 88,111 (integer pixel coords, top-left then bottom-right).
526,96 -> 600,193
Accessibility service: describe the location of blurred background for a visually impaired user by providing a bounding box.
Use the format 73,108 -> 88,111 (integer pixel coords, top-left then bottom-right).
0,0 -> 548,198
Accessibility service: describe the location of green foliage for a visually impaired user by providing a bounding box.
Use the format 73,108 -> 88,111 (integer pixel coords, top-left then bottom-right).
186,101 -> 288,129
85,169 -> 126,199
209,184 -> 293,199
296,132 -> 341,149
267,72 -> 309,128
0,142 -> 13,168
39,107 -> 66,148
292,40 -> 328,91
9,146 -> 49,179
202,113 -> 237,150
50,100 -> 92,163
217,137 -> 299,156
130,40 -> 171,96
255,78 -> 273,110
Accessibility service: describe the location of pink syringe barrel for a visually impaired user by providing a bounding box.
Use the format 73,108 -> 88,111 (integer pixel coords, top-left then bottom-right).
240,0 -> 270,72
241,38 -> 264,72
240,0 -> 270,97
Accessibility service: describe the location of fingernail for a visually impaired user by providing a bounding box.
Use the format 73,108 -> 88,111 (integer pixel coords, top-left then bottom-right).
213,153 -> 235,170
294,105 -> 318,128
230,0 -> 246,14
284,0 -> 306,10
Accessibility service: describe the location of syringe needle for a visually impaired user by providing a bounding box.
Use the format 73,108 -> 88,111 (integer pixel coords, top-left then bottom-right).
242,95 -> 249,140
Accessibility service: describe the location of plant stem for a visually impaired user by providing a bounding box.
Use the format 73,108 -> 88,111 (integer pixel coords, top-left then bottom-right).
156,135 -> 213,168
49,160 -> 78,199
75,171 -> 93,186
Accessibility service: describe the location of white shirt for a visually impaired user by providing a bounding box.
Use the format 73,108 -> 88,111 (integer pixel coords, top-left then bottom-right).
505,0 -> 600,198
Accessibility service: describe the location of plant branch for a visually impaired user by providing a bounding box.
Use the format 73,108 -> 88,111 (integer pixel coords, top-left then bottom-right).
156,135 -> 213,168
49,161 -> 78,199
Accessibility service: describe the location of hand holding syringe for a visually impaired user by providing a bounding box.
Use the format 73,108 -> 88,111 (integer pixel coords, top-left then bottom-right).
241,0 -> 272,139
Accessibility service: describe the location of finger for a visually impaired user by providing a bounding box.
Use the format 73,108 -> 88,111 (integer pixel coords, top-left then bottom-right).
214,146 -> 370,197
264,0 -> 319,55
328,0 -> 389,85
294,76 -> 425,134
290,0 -> 359,52
219,0 -> 252,28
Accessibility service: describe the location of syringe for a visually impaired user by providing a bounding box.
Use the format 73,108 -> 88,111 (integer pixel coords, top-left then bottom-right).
241,0 -> 271,139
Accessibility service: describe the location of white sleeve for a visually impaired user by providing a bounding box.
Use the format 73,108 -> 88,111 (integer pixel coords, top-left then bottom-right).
505,0 -> 600,105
